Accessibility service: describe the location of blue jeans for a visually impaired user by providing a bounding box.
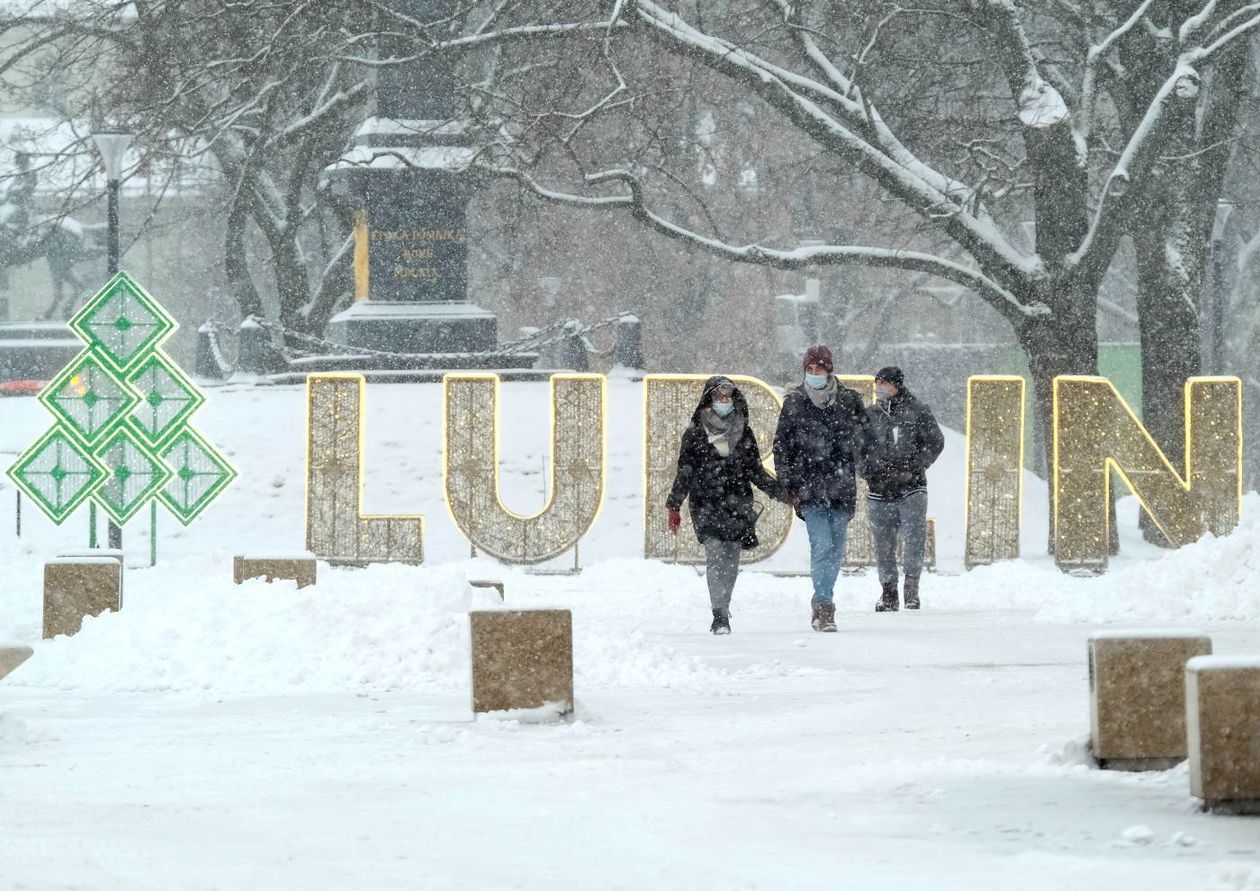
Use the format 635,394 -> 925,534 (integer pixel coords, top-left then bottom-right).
800,505 -> 854,606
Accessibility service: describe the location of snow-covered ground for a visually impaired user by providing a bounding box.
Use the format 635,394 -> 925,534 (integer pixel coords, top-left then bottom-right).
1,376 -> 1258,889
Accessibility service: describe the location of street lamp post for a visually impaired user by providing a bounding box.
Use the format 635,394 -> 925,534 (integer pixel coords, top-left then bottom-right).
92,132 -> 132,551
1209,200 -> 1235,375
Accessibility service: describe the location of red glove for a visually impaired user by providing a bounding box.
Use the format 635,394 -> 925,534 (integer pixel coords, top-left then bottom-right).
667,507 -> 682,535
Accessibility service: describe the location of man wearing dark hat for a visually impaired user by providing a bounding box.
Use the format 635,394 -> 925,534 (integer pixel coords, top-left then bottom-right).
863,366 -> 944,611
773,346 -> 873,632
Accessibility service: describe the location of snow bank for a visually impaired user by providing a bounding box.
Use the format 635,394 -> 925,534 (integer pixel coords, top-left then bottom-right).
6,557 -> 745,696
7,493 -> 1259,697
0,712 -> 28,744
9,490 -> 1260,696
11,561 -> 485,695
1037,493 -> 1260,624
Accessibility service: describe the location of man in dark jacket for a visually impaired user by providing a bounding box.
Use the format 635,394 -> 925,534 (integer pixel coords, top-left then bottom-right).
863,366 -> 944,611
667,376 -> 785,634
772,346 -> 873,632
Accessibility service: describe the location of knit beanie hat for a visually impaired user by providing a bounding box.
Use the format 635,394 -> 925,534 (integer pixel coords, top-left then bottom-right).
802,345 -> 834,373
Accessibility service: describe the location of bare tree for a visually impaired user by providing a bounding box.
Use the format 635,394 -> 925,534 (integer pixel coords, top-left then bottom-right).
4,0 -> 1255,530
434,1 -> 1258,507
0,1 -> 376,334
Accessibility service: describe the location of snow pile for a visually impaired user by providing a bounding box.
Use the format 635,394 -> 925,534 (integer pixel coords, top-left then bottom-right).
1037,493 -> 1260,623
11,561 -> 487,695
0,712 -> 29,744
1211,867 -> 1260,891
576,626 -> 730,692
6,557 -> 744,697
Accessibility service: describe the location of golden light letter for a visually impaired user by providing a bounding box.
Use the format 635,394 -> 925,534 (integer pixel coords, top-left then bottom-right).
644,374 -> 792,563
306,374 -> 424,564
444,373 -> 605,563
838,375 -> 878,569
1053,375 -> 1242,572
964,375 -> 1025,568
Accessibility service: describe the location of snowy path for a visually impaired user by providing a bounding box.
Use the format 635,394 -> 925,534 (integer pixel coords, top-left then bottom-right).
1,379 -> 1258,888
4,596 -> 1259,890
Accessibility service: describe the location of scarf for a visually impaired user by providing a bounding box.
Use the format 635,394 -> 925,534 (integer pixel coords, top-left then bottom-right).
804,374 -> 838,409
700,407 -> 745,458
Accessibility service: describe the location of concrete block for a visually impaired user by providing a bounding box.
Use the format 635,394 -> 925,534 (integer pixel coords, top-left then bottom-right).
1089,630 -> 1212,769
57,549 -> 124,606
470,609 -> 573,716
233,555 -> 317,589
1187,656 -> 1260,814
43,558 -> 122,639
0,644 -> 33,680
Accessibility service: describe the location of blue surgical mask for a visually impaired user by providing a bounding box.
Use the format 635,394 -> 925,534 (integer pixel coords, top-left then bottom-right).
712,400 -> 735,418
804,372 -> 829,390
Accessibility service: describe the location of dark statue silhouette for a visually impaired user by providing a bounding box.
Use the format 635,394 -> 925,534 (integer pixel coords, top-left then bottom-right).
0,152 -> 101,320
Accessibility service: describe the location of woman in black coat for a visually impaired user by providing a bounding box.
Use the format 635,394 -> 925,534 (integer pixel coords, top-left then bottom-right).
666,376 -> 785,634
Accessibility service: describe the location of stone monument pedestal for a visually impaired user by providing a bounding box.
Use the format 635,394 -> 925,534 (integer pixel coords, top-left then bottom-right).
327,299 -> 497,357
320,41 -> 512,370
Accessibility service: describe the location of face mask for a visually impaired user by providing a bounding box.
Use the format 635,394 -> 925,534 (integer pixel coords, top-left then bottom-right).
804,372 -> 829,390
875,385 -> 895,401
712,400 -> 735,418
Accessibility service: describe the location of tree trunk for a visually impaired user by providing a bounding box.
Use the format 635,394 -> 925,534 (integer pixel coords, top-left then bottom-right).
1133,224 -> 1203,525
224,201 -> 263,320
1120,20 -> 1245,544
270,228 -> 313,335
1018,276 -> 1101,555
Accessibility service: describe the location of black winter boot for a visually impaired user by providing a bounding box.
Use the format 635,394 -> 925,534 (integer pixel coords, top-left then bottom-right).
811,603 -> 822,631
875,580 -> 899,612
710,609 -> 731,635
817,603 -> 837,632
903,576 -> 921,610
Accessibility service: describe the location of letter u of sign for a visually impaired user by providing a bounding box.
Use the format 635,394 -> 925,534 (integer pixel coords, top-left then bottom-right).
443,373 -> 606,563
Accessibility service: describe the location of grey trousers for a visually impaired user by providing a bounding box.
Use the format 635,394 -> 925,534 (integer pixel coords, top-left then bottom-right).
868,490 -> 928,585
703,538 -> 742,616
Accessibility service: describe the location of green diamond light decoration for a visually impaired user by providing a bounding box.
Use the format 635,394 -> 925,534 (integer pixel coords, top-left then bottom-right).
8,271 -> 234,527
69,271 -> 175,373
38,350 -> 140,447
91,427 -> 174,524
7,427 -> 110,523
158,427 -> 237,526
126,351 -> 205,449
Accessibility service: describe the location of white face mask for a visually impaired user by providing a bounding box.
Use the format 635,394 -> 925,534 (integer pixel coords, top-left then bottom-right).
804,372 -> 829,390
875,384 -> 896,401
712,400 -> 735,418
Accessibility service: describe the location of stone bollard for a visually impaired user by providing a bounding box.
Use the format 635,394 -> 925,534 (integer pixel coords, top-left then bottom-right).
195,321 -> 230,380
470,609 -> 573,717
233,555 -> 317,589
43,558 -> 123,639
1089,630 -> 1212,770
468,579 -> 505,601
614,314 -> 643,370
1187,656 -> 1260,814
236,317 -> 280,375
0,644 -> 33,680
559,320 -> 589,372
